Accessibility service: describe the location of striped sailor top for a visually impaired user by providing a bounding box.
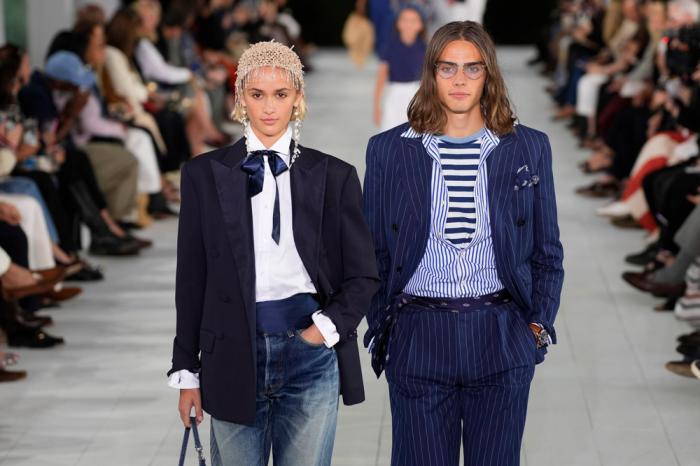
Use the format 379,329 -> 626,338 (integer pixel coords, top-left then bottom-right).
438,131 -> 484,245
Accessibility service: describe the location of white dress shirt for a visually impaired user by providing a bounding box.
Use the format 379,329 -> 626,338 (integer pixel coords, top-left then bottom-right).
0,247 -> 10,276
169,126 -> 339,389
135,39 -> 192,85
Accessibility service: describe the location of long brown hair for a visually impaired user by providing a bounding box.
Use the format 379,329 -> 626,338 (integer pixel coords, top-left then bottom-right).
106,8 -> 142,59
407,21 -> 516,136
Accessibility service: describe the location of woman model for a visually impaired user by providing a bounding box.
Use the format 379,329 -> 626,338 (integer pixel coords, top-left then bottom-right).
168,41 -> 379,466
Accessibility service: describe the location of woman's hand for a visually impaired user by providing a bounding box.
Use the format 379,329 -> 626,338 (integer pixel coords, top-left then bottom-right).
178,388 -> 204,427
0,202 -> 21,225
300,323 -> 325,345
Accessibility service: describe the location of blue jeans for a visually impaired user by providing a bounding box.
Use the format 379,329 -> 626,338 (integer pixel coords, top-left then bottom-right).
211,330 -> 339,466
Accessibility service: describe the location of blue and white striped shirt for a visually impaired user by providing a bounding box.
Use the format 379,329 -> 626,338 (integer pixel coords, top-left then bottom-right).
402,126 -> 505,298
438,131 -> 483,246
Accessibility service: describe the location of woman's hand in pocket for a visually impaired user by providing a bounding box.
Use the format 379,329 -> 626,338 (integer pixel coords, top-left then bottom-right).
300,324 -> 325,345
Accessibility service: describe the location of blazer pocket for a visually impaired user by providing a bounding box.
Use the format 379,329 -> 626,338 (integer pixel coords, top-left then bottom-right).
199,329 -> 216,353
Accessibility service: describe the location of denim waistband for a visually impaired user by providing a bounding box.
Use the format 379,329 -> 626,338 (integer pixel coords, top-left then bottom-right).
256,293 -> 320,334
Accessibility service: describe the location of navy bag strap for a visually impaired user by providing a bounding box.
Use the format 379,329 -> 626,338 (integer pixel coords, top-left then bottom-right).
178,417 -> 206,466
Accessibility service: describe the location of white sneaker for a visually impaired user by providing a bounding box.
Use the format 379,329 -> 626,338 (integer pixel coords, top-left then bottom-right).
674,296 -> 700,321
691,360 -> 700,380
596,201 -> 631,218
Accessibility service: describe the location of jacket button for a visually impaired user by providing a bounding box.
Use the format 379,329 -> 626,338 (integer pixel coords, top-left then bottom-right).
516,218 -> 526,227
396,265 -> 403,273
391,223 -> 399,231
220,294 -> 231,303
347,330 -> 357,338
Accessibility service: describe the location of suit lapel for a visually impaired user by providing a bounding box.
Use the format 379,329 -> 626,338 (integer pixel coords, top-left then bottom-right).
486,132 -> 522,297
400,137 -> 432,226
209,140 -> 256,341
290,147 -> 326,285
486,132 -> 519,222
398,136 -> 432,283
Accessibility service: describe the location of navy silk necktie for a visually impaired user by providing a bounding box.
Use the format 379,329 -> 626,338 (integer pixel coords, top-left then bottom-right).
241,150 -> 289,244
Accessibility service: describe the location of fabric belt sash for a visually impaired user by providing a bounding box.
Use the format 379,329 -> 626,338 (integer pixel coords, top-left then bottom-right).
366,289 -> 512,377
256,293 -> 320,334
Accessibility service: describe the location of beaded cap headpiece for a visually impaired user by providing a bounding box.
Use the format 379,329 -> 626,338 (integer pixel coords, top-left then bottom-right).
234,40 -> 305,116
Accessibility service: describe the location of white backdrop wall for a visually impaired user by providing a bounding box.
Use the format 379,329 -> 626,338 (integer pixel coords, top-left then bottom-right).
25,0 -> 121,66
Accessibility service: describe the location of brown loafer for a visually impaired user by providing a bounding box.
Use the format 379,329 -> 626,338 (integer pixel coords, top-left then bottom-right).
45,287 -> 82,302
0,369 -> 27,383
665,361 -> 695,378
622,271 -> 686,297
33,266 -> 68,283
2,276 -> 60,302
575,181 -> 619,198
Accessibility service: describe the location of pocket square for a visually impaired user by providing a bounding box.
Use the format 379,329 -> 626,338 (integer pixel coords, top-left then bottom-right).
514,165 -> 539,190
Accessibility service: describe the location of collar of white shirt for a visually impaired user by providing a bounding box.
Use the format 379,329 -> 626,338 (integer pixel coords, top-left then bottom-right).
246,126 -> 292,165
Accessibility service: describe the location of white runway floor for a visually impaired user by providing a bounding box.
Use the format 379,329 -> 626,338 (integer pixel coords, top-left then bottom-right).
1,48 -> 699,466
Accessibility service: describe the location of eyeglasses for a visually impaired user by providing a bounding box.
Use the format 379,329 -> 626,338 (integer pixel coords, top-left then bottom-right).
435,61 -> 487,80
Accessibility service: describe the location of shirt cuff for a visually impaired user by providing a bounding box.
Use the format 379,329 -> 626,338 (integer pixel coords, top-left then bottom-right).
312,310 -> 340,348
168,370 -> 200,389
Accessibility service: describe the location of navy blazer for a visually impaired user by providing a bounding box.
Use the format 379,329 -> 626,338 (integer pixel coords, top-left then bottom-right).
169,138 -> 380,424
362,123 -> 564,359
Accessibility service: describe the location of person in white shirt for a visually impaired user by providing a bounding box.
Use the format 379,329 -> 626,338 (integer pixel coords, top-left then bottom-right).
168,41 -> 379,466
133,0 -> 229,152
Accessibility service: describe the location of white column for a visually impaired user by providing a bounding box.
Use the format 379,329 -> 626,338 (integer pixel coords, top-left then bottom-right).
26,0 -> 74,67
0,0 -> 6,44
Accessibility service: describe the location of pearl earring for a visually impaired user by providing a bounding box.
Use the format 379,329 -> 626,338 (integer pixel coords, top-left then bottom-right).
291,106 -> 301,166
242,107 -> 253,154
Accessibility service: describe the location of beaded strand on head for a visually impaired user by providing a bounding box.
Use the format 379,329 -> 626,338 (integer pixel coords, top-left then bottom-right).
233,40 -> 306,166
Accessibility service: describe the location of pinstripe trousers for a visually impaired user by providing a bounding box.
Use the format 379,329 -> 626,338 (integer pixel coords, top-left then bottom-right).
386,300 -> 536,466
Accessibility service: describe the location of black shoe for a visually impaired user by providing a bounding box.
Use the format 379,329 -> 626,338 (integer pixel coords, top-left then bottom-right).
678,330 -> 700,345
148,192 -> 178,219
7,328 -> 64,348
527,56 -> 544,67
654,297 -> 677,312
124,233 -> 153,250
625,243 -> 659,266
676,343 -> 700,359
89,235 -> 140,257
65,264 -> 104,282
117,221 -> 142,231
610,215 -> 642,229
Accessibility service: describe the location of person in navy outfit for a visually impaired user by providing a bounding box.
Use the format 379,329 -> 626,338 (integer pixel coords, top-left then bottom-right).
168,41 -> 379,466
363,21 -> 565,466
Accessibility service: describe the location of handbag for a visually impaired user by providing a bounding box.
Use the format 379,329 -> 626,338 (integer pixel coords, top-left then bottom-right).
178,417 -> 206,466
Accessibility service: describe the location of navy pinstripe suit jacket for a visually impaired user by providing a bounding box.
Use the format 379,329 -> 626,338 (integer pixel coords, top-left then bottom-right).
362,122 -> 564,350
